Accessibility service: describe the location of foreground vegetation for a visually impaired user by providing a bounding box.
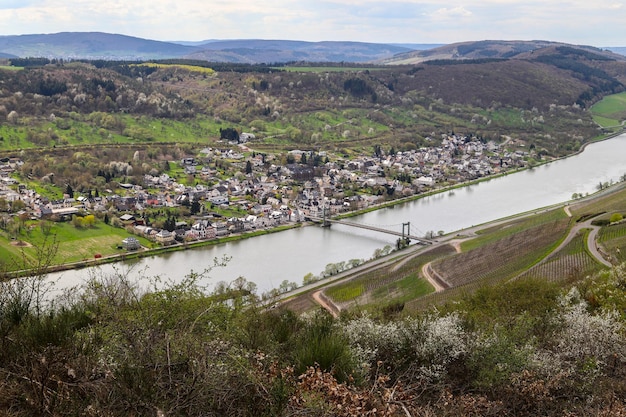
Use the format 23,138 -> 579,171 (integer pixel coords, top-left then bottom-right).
1,253 -> 626,416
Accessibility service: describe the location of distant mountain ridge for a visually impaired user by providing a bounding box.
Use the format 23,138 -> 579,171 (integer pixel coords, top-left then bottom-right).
380,40 -> 626,64
0,33 -> 623,64
0,32 -> 197,60
0,32 -> 422,63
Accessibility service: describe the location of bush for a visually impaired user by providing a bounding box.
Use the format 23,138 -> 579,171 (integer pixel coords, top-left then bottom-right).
293,310 -> 355,383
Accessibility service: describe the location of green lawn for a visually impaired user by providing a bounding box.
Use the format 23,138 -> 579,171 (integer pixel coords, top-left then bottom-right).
0,220 -> 151,270
591,91 -> 626,128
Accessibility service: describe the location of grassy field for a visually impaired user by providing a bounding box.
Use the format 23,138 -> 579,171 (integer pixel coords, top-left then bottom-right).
569,184 -> 626,218
0,114 -> 222,151
0,65 -> 23,72
0,220 -> 151,271
590,91 -> 626,128
137,63 -> 216,75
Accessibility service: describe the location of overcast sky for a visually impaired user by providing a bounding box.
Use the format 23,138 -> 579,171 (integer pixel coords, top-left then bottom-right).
0,0 -> 624,47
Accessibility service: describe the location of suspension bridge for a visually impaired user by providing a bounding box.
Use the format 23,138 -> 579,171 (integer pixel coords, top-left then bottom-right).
307,214 -> 434,245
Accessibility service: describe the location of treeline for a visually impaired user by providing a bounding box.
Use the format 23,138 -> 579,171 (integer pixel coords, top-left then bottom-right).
89,58 -> 279,74
9,57 -> 65,67
425,58 -> 507,66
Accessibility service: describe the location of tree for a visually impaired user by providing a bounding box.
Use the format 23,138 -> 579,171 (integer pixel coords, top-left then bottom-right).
65,183 -> 74,198
245,160 -> 253,175
83,214 -> 96,228
219,127 -> 239,141
190,200 -> 201,215
72,215 -> 84,228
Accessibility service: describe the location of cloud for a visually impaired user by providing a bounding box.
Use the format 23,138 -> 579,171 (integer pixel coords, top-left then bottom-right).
430,6 -> 473,19
0,0 -> 623,46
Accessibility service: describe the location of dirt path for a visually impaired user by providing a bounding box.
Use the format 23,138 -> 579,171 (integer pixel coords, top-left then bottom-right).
564,205 -> 572,217
448,239 -> 464,253
421,262 -> 448,292
312,290 -> 339,318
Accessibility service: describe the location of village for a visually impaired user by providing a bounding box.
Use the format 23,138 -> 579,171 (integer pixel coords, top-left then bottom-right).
0,133 -> 532,249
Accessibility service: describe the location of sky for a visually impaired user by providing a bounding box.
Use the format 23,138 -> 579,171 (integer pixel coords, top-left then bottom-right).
0,0 -> 624,47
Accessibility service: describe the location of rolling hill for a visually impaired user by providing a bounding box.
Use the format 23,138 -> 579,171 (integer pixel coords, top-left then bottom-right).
0,32 -> 416,63
380,40 -> 626,65
0,32 -> 197,60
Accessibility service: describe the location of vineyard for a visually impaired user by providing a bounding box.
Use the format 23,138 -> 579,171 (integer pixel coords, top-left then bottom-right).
518,229 -> 605,282
431,219 -> 571,288
461,208 -> 568,252
324,244 -> 456,309
307,189 -> 626,315
599,222 -> 626,242
599,222 -> 626,263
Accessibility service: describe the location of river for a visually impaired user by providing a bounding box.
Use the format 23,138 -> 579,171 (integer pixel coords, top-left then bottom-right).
47,134 -> 626,294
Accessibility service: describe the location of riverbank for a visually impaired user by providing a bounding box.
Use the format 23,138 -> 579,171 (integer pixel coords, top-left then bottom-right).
10,222 -> 304,279
14,130 -> 626,282
336,129 -> 626,221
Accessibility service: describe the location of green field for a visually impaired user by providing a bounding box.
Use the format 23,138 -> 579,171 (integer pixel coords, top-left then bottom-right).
0,220 -> 151,271
590,91 -> 626,128
0,114 -> 223,151
0,65 -> 23,72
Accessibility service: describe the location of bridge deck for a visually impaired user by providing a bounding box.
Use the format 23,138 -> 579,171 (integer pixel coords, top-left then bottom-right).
308,216 -> 433,244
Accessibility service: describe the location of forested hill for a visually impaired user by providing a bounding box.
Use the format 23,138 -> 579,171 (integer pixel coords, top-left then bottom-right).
1,39 -> 625,160
0,32 -> 415,63
380,39 -> 626,64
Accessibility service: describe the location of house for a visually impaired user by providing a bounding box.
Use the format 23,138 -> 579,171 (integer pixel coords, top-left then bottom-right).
415,176 -> 434,187
209,196 -> 229,206
122,237 -> 141,251
239,132 -> 255,142
155,229 -> 175,245
119,214 -> 136,224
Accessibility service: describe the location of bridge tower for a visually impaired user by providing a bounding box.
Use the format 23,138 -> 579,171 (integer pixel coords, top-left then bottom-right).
322,206 -> 331,228
402,222 -> 411,244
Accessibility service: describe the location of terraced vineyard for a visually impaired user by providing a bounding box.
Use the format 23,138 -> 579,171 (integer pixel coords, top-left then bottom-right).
599,222 -> 626,263
518,229 -> 605,282
431,219 -> 570,287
